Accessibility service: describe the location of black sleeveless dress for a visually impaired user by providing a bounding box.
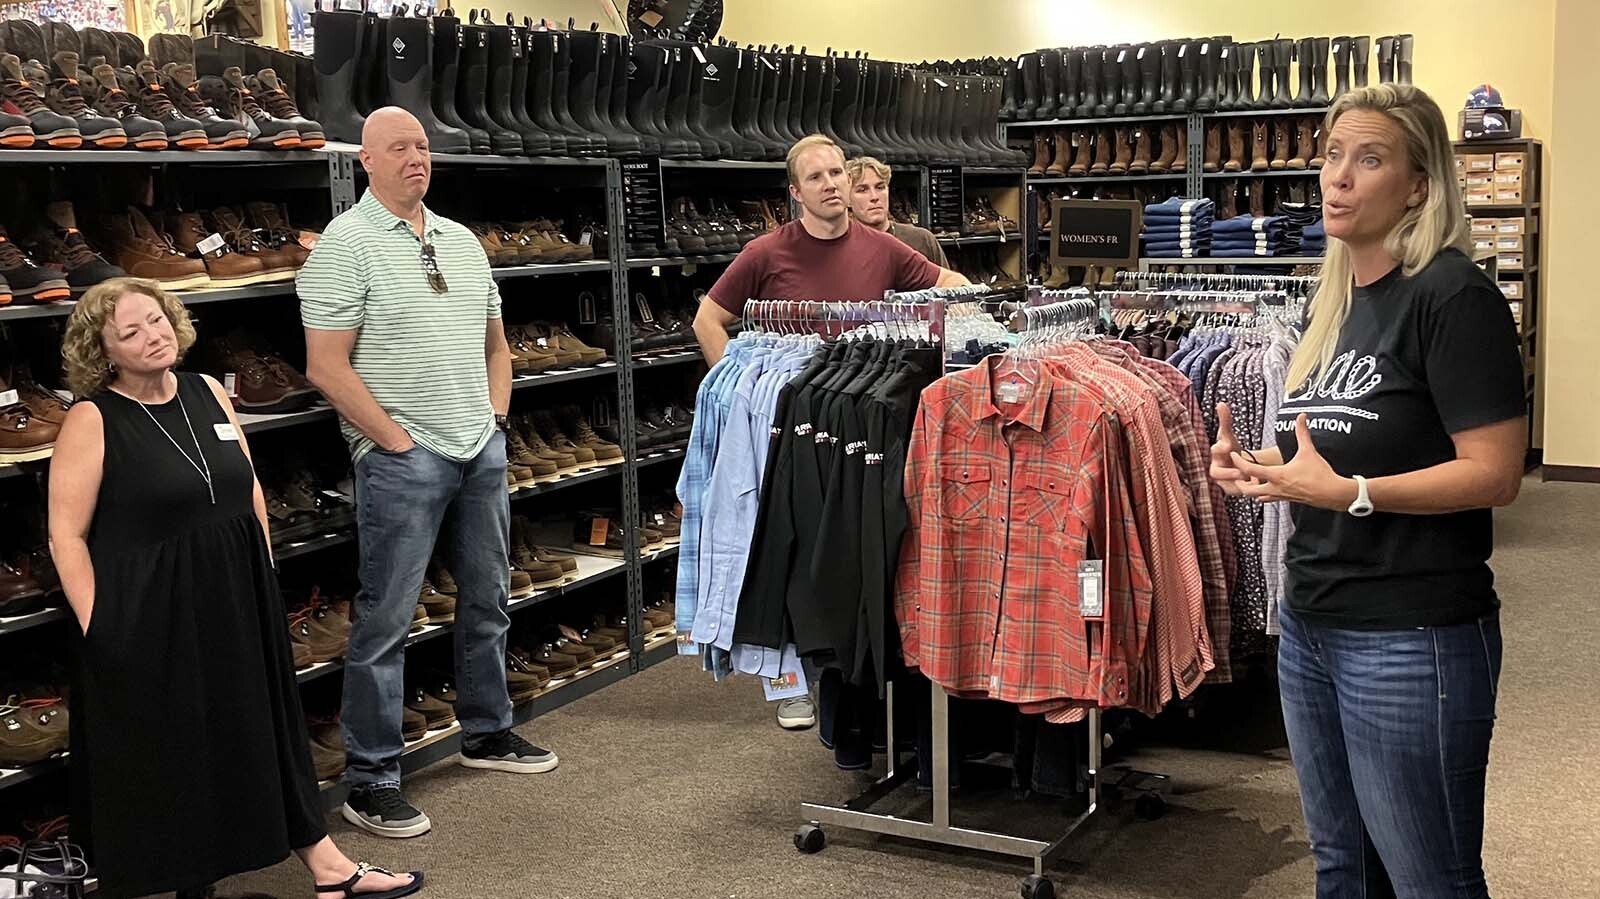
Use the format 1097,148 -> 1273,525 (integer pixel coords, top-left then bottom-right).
72,372 -> 325,899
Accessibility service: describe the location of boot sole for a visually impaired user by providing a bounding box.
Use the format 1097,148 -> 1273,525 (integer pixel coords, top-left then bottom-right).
174,134 -> 210,149
133,136 -> 170,150
42,133 -> 83,149
458,753 -> 559,775
11,283 -> 72,303
0,128 -> 32,148
90,134 -> 129,149
200,270 -> 296,288
152,272 -> 214,291
200,135 -> 250,150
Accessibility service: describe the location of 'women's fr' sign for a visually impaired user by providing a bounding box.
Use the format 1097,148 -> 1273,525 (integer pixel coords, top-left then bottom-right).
1050,199 -> 1143,268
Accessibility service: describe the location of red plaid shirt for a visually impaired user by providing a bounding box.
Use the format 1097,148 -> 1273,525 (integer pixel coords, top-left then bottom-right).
896,359 -> 1152,710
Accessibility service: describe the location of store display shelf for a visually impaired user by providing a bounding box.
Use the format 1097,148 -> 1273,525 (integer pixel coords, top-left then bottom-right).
963,166 -> 1028,175
659,159 -> 787,170
1207,106 -> 1330,119
635,445 -> 688,468
938,234 -> 1023,246
1498,267 -> 1536,277
0,755 -> 69,793
0,284 -> 298,322
624,254 -> 739,269
511,362 -> 617,390
510,464 -> 621,500
1005,112 -> 1189,128
1028,173 -> 1187,185
0,148 -> 326,164
641,544 -> 681,564
317,651 -> 632,809
0,463 -> 35,479
238,405 -> 337,434
0,606 -> 70,637
424,150 -> 609,168
275,530 -> 356,562
632,349 -> 703,369
1467,202 -> 1539,211
641,634 -> 680,669
491,261 -> 611,280
1201,169 -> 1321,179
1139,255 -> 1325,266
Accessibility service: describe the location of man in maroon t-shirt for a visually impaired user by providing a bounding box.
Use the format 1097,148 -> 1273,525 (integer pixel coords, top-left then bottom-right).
693,135 -> 967,364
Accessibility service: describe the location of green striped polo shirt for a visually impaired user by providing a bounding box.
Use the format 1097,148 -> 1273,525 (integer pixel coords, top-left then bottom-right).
297,189 -> 500,464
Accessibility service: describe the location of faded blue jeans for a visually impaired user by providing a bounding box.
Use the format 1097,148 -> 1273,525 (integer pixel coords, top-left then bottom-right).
1278,607 -> 1502,899
342,433 -> 512,787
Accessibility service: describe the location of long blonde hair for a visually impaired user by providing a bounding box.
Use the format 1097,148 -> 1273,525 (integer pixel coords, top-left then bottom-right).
1285,84 -> 1472,391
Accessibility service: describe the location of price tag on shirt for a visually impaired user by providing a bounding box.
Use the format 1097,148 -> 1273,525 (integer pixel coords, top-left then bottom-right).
588,516 -> 611,546
1078,560 -> 1105,620
762,668 -> 810,702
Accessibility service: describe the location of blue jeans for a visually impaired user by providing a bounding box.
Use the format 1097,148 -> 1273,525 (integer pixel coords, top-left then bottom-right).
1278,608 -> 1502,899
342,433 -> 513,787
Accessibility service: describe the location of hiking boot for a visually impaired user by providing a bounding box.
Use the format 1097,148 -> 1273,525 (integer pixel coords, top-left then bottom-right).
522,323 -> 582,367
24,201 -> 124,295
424,677 -> 458,706
504,326 -> 558,373
570,512 -> 638,558
428,558 -> 459,596
166,210 -> 268,288
287,603 -> 348,663
210,206 -> 298,280
469,224 -> 516,267
419,580 -> 455,624
412,602 -> 429,632
243,202 -> 312,269
533,544 -> 578,574
158,62 -> 247,149
0,698 -> 68,767
307,720 -> 346,781
531,410 -> 596,466
506,652 -> 550,702
0,107 -> 29,148
505,428 -> 558,483
121,61 -> 207,148
402,706 -> 429,742
509,566 -> 534,596
0,227 -> 71,304
0,54 -> 80,148
525,643 -> 579,680
0,560 -> 46,616
77,59 -> 166,149
558,405 -> 622,464
520,220 -> 592,263
547,322 -> 607,364
510,516 -> 567,587
23,53 -> 125,148
202,66 -> 301,149
249,67 -> 323,148
91,207 -> 209,290
212,330 -> 316,410
405,686 -> 456,729
291,638 -> 314,669
515,418 -> 578,473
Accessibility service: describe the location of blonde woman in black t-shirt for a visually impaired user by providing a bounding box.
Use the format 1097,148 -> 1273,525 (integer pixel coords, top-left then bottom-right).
1210,85 -> 1525,899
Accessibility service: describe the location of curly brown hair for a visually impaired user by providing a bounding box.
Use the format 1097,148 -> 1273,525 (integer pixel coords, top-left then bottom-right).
61,278 -> 197,397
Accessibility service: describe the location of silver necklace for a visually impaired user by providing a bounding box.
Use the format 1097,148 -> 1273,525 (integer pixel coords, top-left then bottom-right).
134,386 -> 215,505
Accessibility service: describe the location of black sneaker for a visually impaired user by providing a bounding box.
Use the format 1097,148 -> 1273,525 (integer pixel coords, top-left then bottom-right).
341,784 -> 432,839
459,729 -> 558,774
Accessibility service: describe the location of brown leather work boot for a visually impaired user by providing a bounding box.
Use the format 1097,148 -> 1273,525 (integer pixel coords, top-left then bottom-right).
1108,127 -> 1131,174
1202,122 -> 1221,173
1067,128 -> 1091,176
1170,123 -> 1188,174
1128,128 -> 1151,175
1027,131 -> 1050,176
0,698 -> 68,767
1270,118 -> 1291,170
511,516 -> 567,587
166,210 -> 267,288
1250,120 -> 1271,172
1148,123 -> 1176,173
0,380 -> 59,464
1289,116 -> 1315,170
1309,117 -> 1328,168
505,428 -> 558,483
419,580 -> 455,624
531,410 -> 596,466
91,207 -> 209,290
210,206 -> 298,280
307,720 -> 346,780
1224,121 -> 1245,172
1088,127 -> 1111,175
516,419 -> 578,474
243,202 -> 313,270
558,405 -> 622,464
504,326 -> 558,373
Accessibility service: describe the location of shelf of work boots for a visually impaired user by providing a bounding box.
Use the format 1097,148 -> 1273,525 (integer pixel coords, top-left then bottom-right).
632,348 -> 704,369
316,142 -> 610,170
0,605 -> 71,638
0,283 -> 297,323
938,234 -> 1024,246
624,254 -> 739,269
635,444 -> 688,469
0,148 -> 329,165
1005,112 -> 1189,129
1201,170 -> 1321,179
491,261 -> 613,281
1028,173 -> 1187,185
296,554 -> 629,686
1207,106 -> 1331,119
509,463 -> 621,501
0,755 -> 69,793
658,159 -> 788,171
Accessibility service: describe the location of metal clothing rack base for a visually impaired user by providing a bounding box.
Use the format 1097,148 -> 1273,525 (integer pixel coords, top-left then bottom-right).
796,681 -> 1171,899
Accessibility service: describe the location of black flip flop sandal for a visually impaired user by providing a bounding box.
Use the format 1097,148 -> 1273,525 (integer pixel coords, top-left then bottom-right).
316,862 -> 425,899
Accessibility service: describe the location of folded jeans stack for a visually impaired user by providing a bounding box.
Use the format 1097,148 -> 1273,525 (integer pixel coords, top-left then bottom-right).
1210,214 -> 1288,257
1142,197 -> 1214,258
1274,202 -> 1325,256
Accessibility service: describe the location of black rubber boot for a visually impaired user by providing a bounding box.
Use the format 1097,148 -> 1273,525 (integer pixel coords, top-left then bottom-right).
516,23 -> 565,155
1096,47 -> 1116,116
1397,34 -> 1413,86
550,24 -> 607,155
702,43 -> 756,158
488,16 -> 545,154
732,44 -> 776,159
1036,50 -> 1059,121
1352,35 -> 1370,88
612,34 -> 658,155
1311,36 -> 1331,105
784,49 -> 807,144
999,54 -> 1019,121
1132,44 -> 1157,115
526,27 -> 586,155
797,50 -> 823,138
194,33 -> 245,76
1152,41 -> 1175,113
1252,42 -> 1272,109
1060,48 -> 1080,121
1174,40 -> 1195,113
310,2 -> 365,144
590,28 -> 643,154
766,49 -> 794,145
1217,43 -> 1238,111
383,14 -> 470,154
454,14 -> 520,154
1077,47 -> 1099,117
831,53 -> 870,155
1235,42 -> 1256,109
1018,51 -> 1039,121
432,11 -> 486,151
661,42 -> 712,157
357,5 -> 384,114
564,29 -> 618,155
1271,38 -> 1294,108
1293,37 -> 1316,107
1330,36 -> 1350,99
1119,46 -> 1139,115
505,21 -> 553,155
753,47 -> 788,151
855,56 -> 888,157
683,41 -> 732,156
877,61 -> 910,160
1195,41 -> 1218,112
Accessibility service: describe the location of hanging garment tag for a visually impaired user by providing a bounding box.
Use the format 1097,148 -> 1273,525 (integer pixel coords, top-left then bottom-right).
693,46 -> 707,64
223,373 -> 238,397
588,516 -> 611,546
997,380 -> 1023,404
1078,560 -> 1105,619
0,389 -> 17,408
197,232 -> 227,255
212,423 -> 240,442
1266,597 -> 1281,635
762,666 -> 809,702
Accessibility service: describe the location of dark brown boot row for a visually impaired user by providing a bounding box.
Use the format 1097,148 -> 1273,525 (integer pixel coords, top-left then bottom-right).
1202,116 -> 1326,174
1031,123 -> 1188,179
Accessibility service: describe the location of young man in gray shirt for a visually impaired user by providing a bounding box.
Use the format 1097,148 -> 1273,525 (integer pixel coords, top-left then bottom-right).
845,156 -> 950,266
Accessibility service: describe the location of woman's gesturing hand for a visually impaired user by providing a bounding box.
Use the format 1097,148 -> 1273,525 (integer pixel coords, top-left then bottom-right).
1210,403 -> 1250,496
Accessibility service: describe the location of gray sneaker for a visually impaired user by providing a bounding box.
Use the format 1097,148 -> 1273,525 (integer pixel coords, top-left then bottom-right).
459,729 -> 559,774
777,696 -> 816,730
341,784 -> 432,839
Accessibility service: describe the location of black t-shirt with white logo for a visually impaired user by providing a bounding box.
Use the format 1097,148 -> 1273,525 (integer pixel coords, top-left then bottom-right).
1275,248 -> 1526,629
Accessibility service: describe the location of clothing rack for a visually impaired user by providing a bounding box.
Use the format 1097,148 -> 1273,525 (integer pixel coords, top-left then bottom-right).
742,294 -> 950,343
795,295 -> 1169,899
1115,269 -> 1320,291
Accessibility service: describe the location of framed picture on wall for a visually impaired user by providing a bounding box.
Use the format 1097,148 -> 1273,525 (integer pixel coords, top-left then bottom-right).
123,0 -> 190,40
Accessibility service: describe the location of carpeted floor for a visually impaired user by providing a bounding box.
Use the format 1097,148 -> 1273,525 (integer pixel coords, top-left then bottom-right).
220,475 -> 1600,899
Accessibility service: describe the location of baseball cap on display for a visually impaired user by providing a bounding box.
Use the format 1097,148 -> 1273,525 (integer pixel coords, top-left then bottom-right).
1466,84 -> 1505,109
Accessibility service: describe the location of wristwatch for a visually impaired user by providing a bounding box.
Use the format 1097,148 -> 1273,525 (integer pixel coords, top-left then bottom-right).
495,414 -> 510,433
1348,475 -> 1374,517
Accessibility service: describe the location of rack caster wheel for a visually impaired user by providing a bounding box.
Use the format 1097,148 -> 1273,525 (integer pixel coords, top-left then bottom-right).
1134,794 -> 1167,821
794,824 -> 826,854
1020,874 -> 1056,899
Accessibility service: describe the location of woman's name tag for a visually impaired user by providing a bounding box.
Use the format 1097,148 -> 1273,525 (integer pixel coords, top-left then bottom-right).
214,423 -> 240,442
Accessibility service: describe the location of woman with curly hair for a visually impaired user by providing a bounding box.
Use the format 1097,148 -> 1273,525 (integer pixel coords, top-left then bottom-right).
48,278 -> 422,899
